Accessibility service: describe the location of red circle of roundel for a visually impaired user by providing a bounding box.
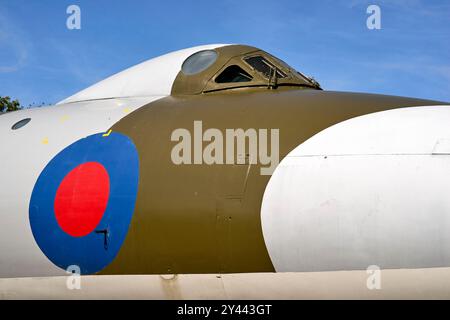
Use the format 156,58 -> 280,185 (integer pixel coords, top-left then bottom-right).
54,162 -> 110,238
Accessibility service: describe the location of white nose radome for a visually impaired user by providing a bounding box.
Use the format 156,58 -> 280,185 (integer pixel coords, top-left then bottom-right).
261,105 -> 450,272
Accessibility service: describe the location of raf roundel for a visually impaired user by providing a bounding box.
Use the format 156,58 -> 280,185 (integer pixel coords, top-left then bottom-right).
29,132 -> 139,274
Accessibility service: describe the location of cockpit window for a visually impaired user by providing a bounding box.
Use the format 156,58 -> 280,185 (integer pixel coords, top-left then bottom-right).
294,70 -> 310,82
182,50 -> 218,75
215,65 -> 253,83
244,56 -> 286,79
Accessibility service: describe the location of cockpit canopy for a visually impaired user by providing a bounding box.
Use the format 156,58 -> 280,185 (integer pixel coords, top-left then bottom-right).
172,45 -> 321,95
59,44 -> 321,104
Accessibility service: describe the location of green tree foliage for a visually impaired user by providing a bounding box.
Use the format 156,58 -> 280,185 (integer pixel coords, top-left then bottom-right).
0,96 -> 22,113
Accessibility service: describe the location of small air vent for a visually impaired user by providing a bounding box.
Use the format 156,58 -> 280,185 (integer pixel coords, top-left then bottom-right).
12,118 -> 31,130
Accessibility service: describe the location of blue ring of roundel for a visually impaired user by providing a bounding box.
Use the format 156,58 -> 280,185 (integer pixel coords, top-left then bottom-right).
29,132 -> 139,275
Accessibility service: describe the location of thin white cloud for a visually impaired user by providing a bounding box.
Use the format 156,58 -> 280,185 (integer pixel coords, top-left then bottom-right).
0,8 -> 30,73
46,38 -> 107,86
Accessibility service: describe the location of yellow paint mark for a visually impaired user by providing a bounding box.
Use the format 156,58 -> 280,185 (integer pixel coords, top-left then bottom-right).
123,107 -> 131,113
60,115 -> 70,123
42,137 -> 49,145
103,130 -> 112,137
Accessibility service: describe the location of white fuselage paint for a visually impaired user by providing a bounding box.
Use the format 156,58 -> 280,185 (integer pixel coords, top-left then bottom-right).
3,268 -> 450,299
261,105 -> 450,272
0,97 -> 162,277
59,44 -> 228,104
0,44 -> 228,278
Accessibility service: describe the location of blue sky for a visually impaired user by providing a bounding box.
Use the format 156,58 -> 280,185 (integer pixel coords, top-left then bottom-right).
0,0 -> 449,107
